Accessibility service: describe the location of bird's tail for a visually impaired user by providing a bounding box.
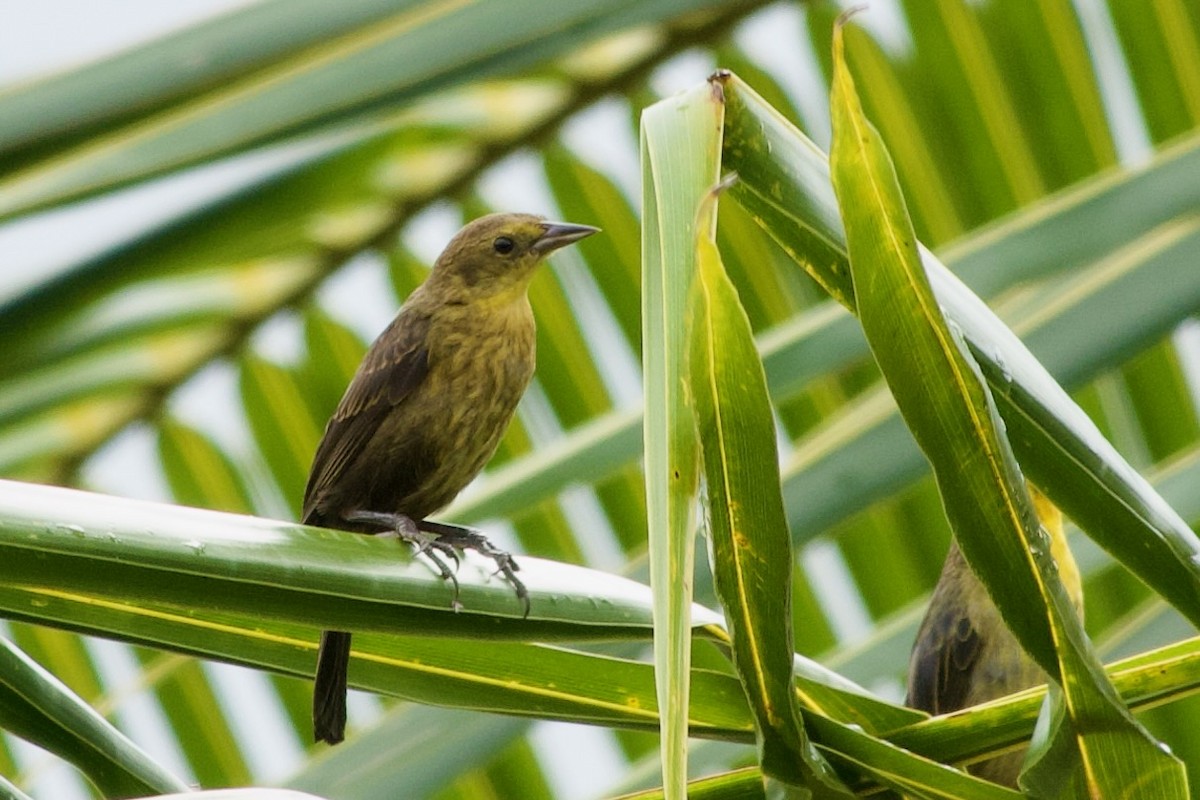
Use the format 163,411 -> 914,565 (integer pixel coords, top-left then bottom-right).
313,630 -> 352,744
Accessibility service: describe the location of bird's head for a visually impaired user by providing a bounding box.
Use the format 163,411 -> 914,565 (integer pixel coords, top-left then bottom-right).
430,213 -> 598,303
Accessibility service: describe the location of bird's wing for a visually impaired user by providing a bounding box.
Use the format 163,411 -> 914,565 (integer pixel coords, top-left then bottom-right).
301,308 -> 431,522
907,607 -> 982,715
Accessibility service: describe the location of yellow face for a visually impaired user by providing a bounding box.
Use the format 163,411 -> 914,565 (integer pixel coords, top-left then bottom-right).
433,213 -> 598,301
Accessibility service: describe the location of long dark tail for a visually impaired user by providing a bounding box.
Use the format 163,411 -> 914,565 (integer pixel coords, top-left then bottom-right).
313,630 -> 351,744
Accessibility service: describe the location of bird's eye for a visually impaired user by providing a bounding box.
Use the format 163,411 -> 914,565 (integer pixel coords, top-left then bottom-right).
493,236 -> 515,255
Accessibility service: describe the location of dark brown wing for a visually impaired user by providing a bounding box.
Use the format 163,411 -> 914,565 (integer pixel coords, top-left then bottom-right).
907,608 -> 982,715
301,307 -> 431,523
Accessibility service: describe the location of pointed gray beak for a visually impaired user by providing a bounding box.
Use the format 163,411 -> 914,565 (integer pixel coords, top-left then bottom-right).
532,221 -> 600,255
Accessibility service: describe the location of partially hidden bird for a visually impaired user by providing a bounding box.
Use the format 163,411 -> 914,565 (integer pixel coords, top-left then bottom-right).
906,485 -> 1083,785
304,213 -> 598,744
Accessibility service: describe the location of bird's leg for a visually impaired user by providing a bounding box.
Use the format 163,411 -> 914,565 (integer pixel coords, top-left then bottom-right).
418,520 -> 529,618
343,510 -> 462,609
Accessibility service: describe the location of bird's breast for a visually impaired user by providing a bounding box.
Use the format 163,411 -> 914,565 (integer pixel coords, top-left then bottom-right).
397,299 -> 536,512
428,299 -> 536,403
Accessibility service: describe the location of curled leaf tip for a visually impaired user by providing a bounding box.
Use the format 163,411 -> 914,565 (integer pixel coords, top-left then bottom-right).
835,4 -> 868,29
711,173 -> 739,196
693,174 -> 739,236
693,174 -> 739,235
709,74 -> 727,103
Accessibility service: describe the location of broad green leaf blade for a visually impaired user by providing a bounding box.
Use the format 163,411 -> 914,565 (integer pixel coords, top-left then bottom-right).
828,21 -> 1187,795
0,638 -> 189,797
0,585 -> 755,742
1020,690 -> 1087,797
830,23 -> 1055,672
806,8 -> 969,244
790,653 -> 924,734
0,479 -> 708,633
714,199 -> 814,335
806,715 -> 1021,800
945,134 -> 1200,297
344,639 -> 751,736
640,79 -> 723,800
617,715 -> 1028,799
687,182 -> 849,794
715,71 -> 1200,630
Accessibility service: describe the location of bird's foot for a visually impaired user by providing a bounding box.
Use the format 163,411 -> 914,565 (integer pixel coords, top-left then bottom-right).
418,520 -> 530,618
344,510 -> 462,609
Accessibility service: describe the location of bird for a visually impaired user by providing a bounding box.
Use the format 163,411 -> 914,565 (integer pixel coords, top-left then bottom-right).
906,485 -> 1083,786
304,212 -> 598,745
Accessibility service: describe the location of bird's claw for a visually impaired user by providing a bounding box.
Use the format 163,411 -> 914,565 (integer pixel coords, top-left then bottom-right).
344,511 -> 527,615
418,520 -> 530,618
346,510 -> 462,603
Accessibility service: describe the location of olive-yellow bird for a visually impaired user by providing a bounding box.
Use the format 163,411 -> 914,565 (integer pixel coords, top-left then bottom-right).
906,486 -> 1083,785
305,213 -> 598,745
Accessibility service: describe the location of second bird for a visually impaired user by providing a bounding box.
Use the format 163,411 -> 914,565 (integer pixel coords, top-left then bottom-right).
304,212 -> 598,745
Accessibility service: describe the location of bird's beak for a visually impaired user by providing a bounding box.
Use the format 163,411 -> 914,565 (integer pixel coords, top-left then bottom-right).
532,221 -> 600,255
